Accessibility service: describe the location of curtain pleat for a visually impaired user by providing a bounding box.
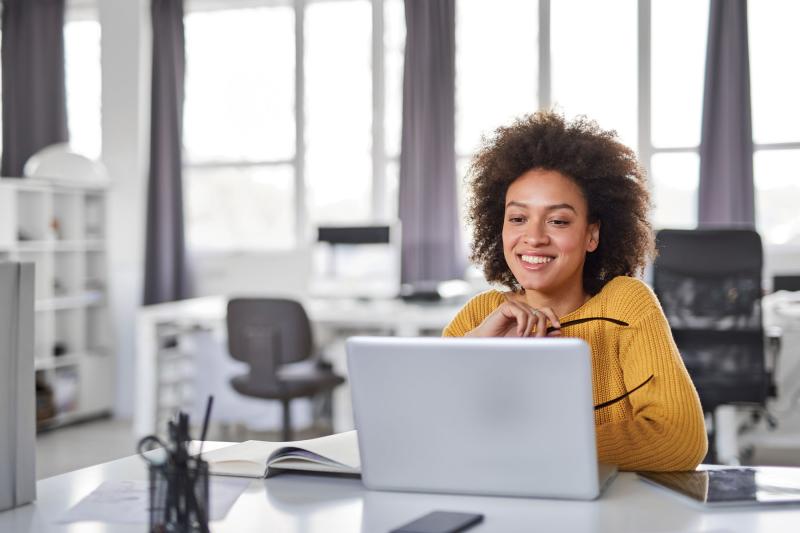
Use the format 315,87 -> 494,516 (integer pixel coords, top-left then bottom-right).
698,0 -> 755,227
398,0 -> 463,284
143,0 -> 192,304
0,0 -> 68,177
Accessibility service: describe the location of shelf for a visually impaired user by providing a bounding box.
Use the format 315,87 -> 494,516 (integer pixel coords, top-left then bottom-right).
36,291 -> 105,311
4,179 -> 114,431
1,176 -> 108,192
34,350 -> 110,371
12,240 -> 105,252
35,353 -> 83,371
36,408 -> 112,432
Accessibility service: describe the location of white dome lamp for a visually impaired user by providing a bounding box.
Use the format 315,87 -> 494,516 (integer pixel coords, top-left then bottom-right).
23,143 -> 108,184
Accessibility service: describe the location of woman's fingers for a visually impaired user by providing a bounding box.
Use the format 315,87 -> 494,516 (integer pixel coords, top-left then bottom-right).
470,298 -> 562,338
514,303 -> 559,337
538,307 -> 561,330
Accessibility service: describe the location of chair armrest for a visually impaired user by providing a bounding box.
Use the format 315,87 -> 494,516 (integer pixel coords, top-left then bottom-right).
765,326 -> 782,398
276,359 -> 338,381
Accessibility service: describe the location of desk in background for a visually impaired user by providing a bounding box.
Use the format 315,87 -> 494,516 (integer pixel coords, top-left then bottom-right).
134,296 -> 463,438
3,443 -> 800,532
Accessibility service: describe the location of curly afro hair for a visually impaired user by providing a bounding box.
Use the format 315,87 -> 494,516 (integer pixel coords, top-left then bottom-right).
467,110 -> 655,295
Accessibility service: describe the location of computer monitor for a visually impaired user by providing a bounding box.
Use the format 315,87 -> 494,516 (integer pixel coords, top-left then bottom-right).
310,223 -> 401,299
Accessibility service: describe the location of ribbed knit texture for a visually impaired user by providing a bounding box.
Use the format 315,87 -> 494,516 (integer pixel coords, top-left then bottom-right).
442,276 -> 708,471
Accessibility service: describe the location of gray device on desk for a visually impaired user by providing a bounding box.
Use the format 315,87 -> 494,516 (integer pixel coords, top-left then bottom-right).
0,262 -> 36,512
638,467 -> 800,507
346,336 -> 617,500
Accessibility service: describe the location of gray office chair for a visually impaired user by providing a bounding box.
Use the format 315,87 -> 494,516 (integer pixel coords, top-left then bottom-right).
652,229 -> 781,462
226,298 -> 345,441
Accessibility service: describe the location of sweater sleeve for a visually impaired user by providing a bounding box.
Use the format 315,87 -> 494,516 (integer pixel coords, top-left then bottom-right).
441,291 -> 502,337
596,304 -> 708,471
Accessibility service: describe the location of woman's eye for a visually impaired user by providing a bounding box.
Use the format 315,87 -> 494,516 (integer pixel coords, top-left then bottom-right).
508,216 -> 525,224
549,219 -> 569,226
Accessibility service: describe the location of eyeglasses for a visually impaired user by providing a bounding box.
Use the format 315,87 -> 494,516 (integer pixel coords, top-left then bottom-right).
545,316 -> 654,411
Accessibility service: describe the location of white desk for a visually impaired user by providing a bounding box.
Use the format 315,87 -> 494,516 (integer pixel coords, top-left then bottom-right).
135,296 -> 464,437
3,443 -> 800,532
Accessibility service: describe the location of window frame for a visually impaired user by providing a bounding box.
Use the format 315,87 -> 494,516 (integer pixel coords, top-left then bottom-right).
185,0 -> 799,251
183,0 -> 397,251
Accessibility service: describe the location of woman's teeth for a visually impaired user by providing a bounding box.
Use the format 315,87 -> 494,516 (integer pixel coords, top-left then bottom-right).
521,255 -> 553,264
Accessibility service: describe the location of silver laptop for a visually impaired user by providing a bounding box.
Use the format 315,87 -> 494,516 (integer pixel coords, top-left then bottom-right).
346,336 -> 617,500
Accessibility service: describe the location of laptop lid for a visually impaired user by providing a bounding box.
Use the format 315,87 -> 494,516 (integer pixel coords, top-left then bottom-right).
346,336 -> 610,500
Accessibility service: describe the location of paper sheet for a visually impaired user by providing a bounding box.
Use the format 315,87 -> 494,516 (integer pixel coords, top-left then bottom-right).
57,477 -> 251,524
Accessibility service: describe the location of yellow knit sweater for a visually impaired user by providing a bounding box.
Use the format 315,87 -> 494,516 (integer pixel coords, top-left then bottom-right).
442,276 -> 708,471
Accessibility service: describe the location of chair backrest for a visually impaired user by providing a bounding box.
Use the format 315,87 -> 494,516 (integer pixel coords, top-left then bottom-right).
652,229 -> 767,413
226,298 -> 313,385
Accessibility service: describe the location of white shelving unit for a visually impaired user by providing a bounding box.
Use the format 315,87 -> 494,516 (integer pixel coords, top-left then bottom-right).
0,177 -> 113,429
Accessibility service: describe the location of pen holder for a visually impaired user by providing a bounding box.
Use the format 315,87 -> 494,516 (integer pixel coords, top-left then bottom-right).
147,457 -> 210,533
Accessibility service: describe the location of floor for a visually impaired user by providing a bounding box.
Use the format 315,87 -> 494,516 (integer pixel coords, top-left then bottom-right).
36,417 -> 135,480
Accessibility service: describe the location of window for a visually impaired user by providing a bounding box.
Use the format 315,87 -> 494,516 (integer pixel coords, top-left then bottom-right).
455,0 -> 538,248
455,0 -> 707,234
648,0 -> 708,229
750,0 -> 800,245
184,0 -> 800,252
183,0 -> 404,251
184,4 -> 295,251
551,0 -> 638,150
456,0 -> 538,158
64,4 -> 102,159
305,0 -> 372,225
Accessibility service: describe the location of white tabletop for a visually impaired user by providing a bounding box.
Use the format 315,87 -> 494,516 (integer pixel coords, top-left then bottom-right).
3,443 -> 800,533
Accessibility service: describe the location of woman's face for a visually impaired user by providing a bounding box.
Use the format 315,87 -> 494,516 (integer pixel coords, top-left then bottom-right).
502,168 -> 599,297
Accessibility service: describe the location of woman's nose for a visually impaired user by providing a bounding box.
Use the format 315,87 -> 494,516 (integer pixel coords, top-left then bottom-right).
523,224 -> 549,245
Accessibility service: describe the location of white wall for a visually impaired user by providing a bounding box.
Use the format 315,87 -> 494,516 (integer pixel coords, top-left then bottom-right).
99,0 -> 150,418
191,250 -> 312,298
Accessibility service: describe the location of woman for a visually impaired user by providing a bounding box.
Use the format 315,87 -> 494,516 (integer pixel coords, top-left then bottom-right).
443,111 -> 707,471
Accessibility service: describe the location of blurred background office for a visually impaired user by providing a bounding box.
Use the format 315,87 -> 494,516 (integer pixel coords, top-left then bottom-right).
1,0 -> 799,479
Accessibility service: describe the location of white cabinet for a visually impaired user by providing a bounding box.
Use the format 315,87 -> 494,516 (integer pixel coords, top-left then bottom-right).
0,177 -> 113,429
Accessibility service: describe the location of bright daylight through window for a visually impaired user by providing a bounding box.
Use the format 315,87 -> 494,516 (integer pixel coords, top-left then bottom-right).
184,0 -> 405,252
183,0 -> 799,252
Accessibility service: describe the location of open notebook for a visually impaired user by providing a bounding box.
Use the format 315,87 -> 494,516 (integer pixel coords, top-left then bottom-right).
202,431 -> 360,478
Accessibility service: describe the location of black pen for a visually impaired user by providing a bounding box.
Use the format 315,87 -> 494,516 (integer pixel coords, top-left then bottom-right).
198,395 -> 214,458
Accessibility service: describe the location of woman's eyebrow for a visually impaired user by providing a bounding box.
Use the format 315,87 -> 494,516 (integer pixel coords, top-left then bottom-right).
545,203 -> 577,213
504,201 -> 577,213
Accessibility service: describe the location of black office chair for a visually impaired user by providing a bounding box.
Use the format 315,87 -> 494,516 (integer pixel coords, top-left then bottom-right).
226,298 -> 345,441
652,229 -> 780,462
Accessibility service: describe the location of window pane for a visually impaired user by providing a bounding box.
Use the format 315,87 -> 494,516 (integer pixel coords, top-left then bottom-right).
456,155 -> 471,257
551,0 -> 637,150
755,150 -> 800,245
184,7 -> 295,163
185,165 -> 294,251
385,0 -> 405,158
64,19 -> 102,159
456,0 -> 537,156
306,0 -> 372,224
0,28 -> 3,159
749,0 -> 800,144
650,152 -> 699,229
651,0 -> 708,148
385,159 -> 399,220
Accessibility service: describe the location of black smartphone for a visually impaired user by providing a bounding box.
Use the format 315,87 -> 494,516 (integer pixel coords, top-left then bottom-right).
390,510 -> 484,533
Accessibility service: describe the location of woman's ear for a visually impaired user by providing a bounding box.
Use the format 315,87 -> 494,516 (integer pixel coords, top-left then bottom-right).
586,222 -> 600,252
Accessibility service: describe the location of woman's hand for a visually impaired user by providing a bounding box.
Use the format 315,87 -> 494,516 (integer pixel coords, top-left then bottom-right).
466,295 -> 561,338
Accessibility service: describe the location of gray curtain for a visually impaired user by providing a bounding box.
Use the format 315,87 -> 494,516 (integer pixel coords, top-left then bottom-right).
698,0 -> 755,227
0,0 -> 68,177
398,0 -> 462,284
143,0 -> 191,304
